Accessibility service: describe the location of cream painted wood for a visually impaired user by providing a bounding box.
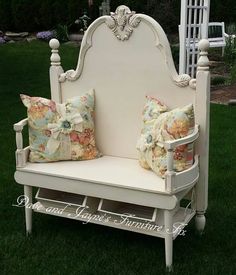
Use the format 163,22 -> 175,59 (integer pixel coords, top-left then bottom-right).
58,7 -> 195,159
33,199 -> 195,239
163,125 -> 199,150
14,118 -> 28,167
15,155 -> 199,195
164,209 -> 174,271
97,199 -> 158,222
49,39 -> 64,103
194,39 -> 210,232
24,185 -> 32,235
13,5 -> 210,269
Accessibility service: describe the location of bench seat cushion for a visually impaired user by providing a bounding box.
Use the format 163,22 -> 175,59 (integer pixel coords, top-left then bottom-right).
17,156 -> 166,193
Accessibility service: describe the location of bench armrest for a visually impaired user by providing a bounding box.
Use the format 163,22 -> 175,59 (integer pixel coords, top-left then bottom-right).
163,125 -> 199,150
163,125 -> 199,192
13,118 -> 28,167
14,118 -> 28,133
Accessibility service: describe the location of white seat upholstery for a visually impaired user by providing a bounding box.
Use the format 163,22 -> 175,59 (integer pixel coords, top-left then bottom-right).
17,156 -> 165,193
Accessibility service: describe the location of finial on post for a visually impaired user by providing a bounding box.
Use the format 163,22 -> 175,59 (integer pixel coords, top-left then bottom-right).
197,39 -> 210,71
49,38 -> 61,66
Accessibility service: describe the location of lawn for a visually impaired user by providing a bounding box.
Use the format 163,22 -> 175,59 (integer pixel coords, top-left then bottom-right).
0,41 -> 236,275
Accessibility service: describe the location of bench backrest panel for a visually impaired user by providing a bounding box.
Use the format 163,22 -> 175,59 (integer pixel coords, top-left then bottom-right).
57,6 -> 196,159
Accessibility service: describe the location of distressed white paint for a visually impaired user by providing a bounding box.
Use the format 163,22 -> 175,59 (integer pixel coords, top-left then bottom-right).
49,39 -> 64,103
24,185 -> 32,235
194,39 -> 210,230
164,209 -> 174,271
13,6 -> 210,269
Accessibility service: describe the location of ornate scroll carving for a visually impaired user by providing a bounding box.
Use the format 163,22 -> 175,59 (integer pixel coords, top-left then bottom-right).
59,70 -> 76,82
189,79 -> 197,89
174,74 -> 191,87
106,5 -> 141,41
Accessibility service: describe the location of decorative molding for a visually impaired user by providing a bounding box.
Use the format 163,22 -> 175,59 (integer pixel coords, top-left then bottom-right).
189,78 -> 197,89
105,5 -> 141,41
58,22 -> 96,83
197,39 -> 210,71
58,6 -> 194,88
49,39 -> 61,66
59,70 -> 76,82
174,74 -> 191,87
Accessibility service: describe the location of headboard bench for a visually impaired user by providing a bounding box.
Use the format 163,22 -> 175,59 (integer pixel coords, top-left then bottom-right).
14,5 -> 210,270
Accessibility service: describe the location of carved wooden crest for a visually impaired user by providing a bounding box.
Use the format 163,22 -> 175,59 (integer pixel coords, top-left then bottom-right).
106,5 -> 141,41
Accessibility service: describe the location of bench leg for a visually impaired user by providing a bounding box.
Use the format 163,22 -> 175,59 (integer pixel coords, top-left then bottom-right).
24,185 -> 32,235
164,210 -> 173,272
222,46 -> 225,57
195,211 -> 206,235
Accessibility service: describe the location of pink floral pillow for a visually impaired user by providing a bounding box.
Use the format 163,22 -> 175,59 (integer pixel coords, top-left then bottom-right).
21,89 -> 101,162
137,96 -> 195,178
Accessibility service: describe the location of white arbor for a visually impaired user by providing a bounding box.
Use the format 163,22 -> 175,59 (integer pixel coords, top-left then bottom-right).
179,0 -> 210,77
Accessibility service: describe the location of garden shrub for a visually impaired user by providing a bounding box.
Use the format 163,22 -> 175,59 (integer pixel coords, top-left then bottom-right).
56,24 -> 70,42
211,76 -> 227,86
224,37 -> 236,67
229,63 -> 236,84
0,0 -> 91,32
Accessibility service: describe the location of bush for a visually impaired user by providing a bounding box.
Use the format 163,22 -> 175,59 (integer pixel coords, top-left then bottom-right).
0,0 -> 92,32
224,37 -> 236,67
36,31 -> 55,41
226,23 -> 236,35
229,63 -> 236,84
211,76 -> 227,86
171,45 -> 179,70
56,24 -> 69,42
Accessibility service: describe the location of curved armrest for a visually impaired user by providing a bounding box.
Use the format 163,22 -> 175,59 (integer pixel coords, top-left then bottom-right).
14,118 -> 28,132
163,125 -> 199,150
13,118 -> 29,168
164,125 -> 199,192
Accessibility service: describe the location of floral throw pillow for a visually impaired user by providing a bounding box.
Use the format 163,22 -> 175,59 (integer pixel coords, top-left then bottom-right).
21,89 -> 101,162
136,96 -> 195,178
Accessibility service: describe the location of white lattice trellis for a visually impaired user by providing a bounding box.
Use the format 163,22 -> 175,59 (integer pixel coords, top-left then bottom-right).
179,0 -> 210,77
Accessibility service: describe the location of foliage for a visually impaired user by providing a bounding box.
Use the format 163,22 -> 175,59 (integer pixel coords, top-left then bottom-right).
224,37 -> 236,67
171,44 -> 179,70
210,0 -> 236,26
0,36 -> 6,44
0,0 -> 236,35
226,23 -> 236,35
36,30 -> 55,41
56,24 -> 69,42
146,0 -> 180,34
211,76 -> 227,86
228,63 -> 236,84
0,0 -> 94,32
110,0 -> 180,33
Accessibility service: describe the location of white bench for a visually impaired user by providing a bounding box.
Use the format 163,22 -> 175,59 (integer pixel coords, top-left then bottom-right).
14,5 -> 210,271
208,22 -> 228,55
187,22 -> 228,54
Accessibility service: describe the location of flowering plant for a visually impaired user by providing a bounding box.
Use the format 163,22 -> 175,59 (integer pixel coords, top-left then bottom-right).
36,31 -> 54,41
0,37 -> 6,44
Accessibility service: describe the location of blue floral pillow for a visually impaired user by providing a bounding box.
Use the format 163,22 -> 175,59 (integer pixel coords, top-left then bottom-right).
21,89 -> 101,162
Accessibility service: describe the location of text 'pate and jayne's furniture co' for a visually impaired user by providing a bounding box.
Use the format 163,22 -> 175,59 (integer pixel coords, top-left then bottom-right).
14,5 -> 210,270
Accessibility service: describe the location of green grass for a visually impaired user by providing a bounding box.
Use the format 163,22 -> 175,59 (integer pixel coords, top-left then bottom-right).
0,41 -> 236,275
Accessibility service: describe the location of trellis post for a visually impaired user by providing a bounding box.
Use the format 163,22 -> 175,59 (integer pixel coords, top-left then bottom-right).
179,0 -> 210,77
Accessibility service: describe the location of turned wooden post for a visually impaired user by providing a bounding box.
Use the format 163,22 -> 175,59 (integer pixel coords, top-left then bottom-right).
165,149 -> 175,193
24,185 -> 32,235
49,38 -> 64,103
164,209 -> 174,271
194,39 -> 210,234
